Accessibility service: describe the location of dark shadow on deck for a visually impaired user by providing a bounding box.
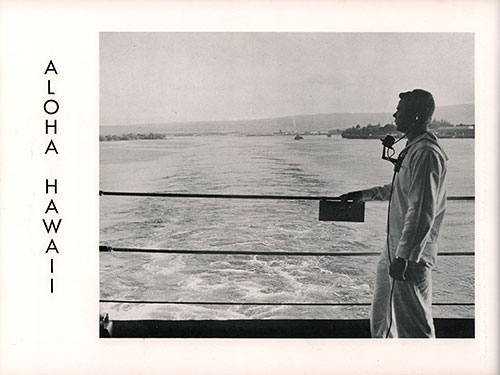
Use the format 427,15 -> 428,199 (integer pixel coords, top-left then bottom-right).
101,318 -> 474,338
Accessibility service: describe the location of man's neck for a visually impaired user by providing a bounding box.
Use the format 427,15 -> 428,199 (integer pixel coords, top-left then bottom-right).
406,127 -> 428,141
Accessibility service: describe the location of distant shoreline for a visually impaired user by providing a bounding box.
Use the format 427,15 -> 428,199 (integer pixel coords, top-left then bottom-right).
100,117 -> 475,141
341,121 -> 474,139
99,131 -> 474,141
341,134 -> 474,139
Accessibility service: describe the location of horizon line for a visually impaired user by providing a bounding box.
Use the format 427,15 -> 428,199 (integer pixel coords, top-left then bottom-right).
100,103 -> 474,128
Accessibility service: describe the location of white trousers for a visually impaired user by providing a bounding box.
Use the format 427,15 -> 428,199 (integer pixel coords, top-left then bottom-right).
370,238 -> 435,338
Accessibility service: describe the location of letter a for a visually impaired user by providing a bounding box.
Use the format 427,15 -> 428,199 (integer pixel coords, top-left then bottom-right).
44,60 -> 58,75
45,140 -> 59,154
46,239 -> 59,253
45,199 -> 59,214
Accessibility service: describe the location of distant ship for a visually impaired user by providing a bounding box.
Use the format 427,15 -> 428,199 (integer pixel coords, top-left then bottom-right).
291,116 -> 304,140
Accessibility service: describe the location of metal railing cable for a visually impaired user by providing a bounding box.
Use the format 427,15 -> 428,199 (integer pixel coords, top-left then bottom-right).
99,191 -> 475,308
99,190 -> 475,201
98,299 -> 474,306
99,246 -> 474,257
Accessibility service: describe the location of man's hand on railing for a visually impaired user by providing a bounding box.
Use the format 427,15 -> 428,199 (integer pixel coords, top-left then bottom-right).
339,191 -> 364,207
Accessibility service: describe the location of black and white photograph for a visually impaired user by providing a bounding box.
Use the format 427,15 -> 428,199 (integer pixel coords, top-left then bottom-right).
99,32 -> 475,339
1,1 -> 498,373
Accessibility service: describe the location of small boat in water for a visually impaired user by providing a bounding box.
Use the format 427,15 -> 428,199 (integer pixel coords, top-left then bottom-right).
294,135 -> 304,140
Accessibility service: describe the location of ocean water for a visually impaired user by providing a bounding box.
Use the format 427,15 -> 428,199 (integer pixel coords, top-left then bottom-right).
99,135 -> 474,320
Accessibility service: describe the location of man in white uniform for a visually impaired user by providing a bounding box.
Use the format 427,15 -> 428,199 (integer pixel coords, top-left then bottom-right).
340,89 -> 448,338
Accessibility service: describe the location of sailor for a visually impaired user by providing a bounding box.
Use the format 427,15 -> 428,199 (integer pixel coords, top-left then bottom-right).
340,89 -> 448,338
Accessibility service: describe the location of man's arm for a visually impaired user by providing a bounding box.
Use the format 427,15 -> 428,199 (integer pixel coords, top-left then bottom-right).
360,183 -> 393,201
340,183 -> 393,204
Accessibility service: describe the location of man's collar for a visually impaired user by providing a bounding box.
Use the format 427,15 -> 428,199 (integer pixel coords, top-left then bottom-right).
405,131 -> 432,148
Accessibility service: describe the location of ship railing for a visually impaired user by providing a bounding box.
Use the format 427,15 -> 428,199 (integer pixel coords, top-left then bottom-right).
99,190 -> 474,201
99,190 -> 474,307
99,191 -> 474,337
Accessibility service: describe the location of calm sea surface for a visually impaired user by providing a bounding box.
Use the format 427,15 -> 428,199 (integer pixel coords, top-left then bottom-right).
100,135 -> 474,320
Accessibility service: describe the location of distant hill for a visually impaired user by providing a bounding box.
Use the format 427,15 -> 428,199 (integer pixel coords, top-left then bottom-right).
433,104 -> 474,125
100,104 -> 474,136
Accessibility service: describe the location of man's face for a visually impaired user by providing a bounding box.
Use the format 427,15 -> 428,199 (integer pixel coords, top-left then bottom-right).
393,98 -> 415,133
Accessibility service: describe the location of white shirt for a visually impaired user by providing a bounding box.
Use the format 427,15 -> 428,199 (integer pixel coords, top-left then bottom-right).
361,131 -> 448,265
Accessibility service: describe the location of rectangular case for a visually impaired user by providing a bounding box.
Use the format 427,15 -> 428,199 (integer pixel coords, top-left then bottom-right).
318,200 -> 365,222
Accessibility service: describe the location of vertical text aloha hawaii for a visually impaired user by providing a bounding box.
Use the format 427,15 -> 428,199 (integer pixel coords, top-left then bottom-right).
43,60 -> 60,293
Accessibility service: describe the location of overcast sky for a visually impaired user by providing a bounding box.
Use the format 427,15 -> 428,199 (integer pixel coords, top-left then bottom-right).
100,33 -> 474,126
